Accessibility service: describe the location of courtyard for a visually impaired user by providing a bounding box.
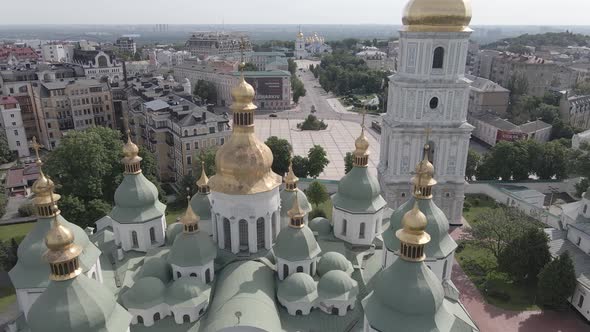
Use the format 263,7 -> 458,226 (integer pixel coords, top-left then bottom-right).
255,118 -> 380,180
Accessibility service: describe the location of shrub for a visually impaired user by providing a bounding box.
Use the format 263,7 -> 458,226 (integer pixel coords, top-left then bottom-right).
297,115 -> 328,131
308,209 -> 327,219
473,198 -> 481,206
456,242 -> 466,253
18,203 -> 34,217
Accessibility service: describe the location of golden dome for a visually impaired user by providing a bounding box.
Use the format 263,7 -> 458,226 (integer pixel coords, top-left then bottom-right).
396,202 -> 431,246
297,31 -> 304,39
123,131 -> 139,158
354,128 -> 370,156
402,0 -> 472,32
32,168 -> 55,196
45,218 -> 75,251
180,200 -> 200,226
196,162 -> 209,188
415,144 -> 434,175
288,192 -> 305,224
209,70 -> 282,195
284,161 -> 299,186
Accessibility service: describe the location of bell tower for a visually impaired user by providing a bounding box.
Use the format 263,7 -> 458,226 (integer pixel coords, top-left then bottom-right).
378,0 -> 474,226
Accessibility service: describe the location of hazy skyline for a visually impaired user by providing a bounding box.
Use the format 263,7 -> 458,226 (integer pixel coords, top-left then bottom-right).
1,0 -> 588,26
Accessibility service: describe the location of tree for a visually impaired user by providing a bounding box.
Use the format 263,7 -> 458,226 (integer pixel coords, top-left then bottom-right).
195,147 -> 217,176
178,174 -> 197,200
465,149 -> 480,180
477,141 -> 529,181
507,72 -> 529,99
297,114 -> 327,131
498,228 -> 551,284
0,131 -> 15,164
537,252 -> 577,310
307,145 -> 329,178
242,62 -> 258,71
0,239 -> 17,271
306,181 -> 329,207
575,178 -> 590,197
193,80 -> 218,105
265,136 -> 292,176
535,140 -> 568,180
466,207 -> 537,259
288,58 -> 297,75
291,155 -> 309,178
344,152 -> 354,174
291,75 -> 306,103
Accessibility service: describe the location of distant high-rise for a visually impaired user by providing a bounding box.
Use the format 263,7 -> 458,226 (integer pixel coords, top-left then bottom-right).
185,31 -> 252,58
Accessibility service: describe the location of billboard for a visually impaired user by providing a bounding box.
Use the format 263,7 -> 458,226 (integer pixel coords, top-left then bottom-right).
496,130 -> 527,143
246,77 -> 283,101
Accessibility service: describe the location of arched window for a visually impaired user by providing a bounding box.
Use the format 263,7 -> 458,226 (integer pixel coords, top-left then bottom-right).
199,308 -> 205,315
184,130 -> 188,136
359,223 -> 366,239
205,269 -> 211,283
584,205 -> 588,214
137,315 -> 144,324
257,217 -> 265,249
433,47 -> 444,69
177,271 -> 181,278
223,218 -> 231,250
131,231 -> 139,248
190,273 -> 197,277
183,314 -> 191,323
296,266 -> 304,273
429,97 -> 439,109
97,55 -> 108,68
149,227 -> 156,244
296,310 -> 303,316
283,264 -> 289,278
239,219 -> 248,250
342,219 -> 347,236
153,312 -> 161,321
331,307 -> 339,315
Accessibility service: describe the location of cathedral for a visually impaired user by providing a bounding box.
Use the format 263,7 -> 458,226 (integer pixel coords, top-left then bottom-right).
6,0 -> 479,331
294,28 -> 332,60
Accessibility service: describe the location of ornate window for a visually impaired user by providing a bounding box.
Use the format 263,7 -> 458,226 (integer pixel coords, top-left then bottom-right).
359,223 -> 366,239
433,47 -> 444,69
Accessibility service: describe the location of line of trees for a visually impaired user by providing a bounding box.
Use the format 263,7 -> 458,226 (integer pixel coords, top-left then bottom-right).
264,136 -> 329,179
317,52 -> 387,96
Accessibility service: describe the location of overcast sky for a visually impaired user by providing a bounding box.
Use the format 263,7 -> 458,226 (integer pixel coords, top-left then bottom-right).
1,0 -> 587,26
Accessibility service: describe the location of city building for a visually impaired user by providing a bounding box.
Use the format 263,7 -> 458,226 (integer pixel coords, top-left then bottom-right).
5,161 -> 39,196
174,58 -> 292,110
468,113 -> 552,146
572,129 -> 590,149
114,36 -> 137,55
559,92 -> 590,130
185,31 -> 251,58
5,1 -> 480,331
40,43 -> 74,63
72,49 -> 123,82
379,0 -> 474,226
150,48 -> 191,68
472,49 -> 501,79
127,76 -> 230,182
519,119 -> 552,143
356,47 -> 390,71
37,78 -> 115,149
466,74 -> 510,116
0,46 -> 39,65
553,191 -> 590,321
0,96 -> 29,157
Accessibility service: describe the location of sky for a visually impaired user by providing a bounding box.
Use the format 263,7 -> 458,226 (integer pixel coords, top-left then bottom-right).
2,0 -> 589,26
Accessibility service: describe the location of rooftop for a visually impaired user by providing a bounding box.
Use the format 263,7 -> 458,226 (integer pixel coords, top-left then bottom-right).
548,230 -> 590,288
0,96 -> 19,105
466,75 -> 509,93
519,120 -> 552,133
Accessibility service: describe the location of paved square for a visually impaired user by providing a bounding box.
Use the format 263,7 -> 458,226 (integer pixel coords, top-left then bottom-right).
255,119 -> 380,180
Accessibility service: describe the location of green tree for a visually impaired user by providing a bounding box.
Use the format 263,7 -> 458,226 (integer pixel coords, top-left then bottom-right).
535,140 -> 568,180
507,72 -> 529,99
288,58 -> 297,75
498,228 -> 551,284
537,252 -> 577,310
193,80 -> 218,105
0,131 -> 15,164
575,178 -> 590,197
307,145 -> 329,178
195,147 -> 217,176
178,174 -> 197,200
291,75 -> 307,103
297,114 -> 328,131
306,181 -> 329,207
466,207 -> 537,259
265,136 -> 293,176
344,152 -> 354,174
477,141 -> 530,181
465,149 -> 480,180
242,62 -> 258,71
292,155 -> 309,178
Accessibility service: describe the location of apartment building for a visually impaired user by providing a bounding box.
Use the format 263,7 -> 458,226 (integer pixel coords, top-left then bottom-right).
38,79 -> 115,149
41,43 -> 74,63
466,74 -> 510,116
559,91 -> 590,130
127,77 -> 230,182
0,96 -> 29,157
185,31 -> 252,58
114,37 -> 137,55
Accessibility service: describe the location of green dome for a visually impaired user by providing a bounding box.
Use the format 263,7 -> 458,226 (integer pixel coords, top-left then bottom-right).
138,257 -> 172,283
28,275 -> 132,332
166,222 -> 183,245
168,231 -> 217,267
309,217 -> 332,235
273,225 -> 320,262
190,193 -> 211,220
280,189 -> 312,217
9,215 -> 101,289
166,277 -> 210,306
121,277 -> 166,309
332,167 -> 386,213
362,259 -> 455,332
317,252 -> 353,276
278,273 -> 317,302
318,270 -> 358,300
383,197 -> 457,259
111,173 -> 166,224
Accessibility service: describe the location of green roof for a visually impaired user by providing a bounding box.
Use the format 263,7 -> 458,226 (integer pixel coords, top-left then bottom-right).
9,215 -> 101,289
202,260 -> 282,332
317,252 -> 353,276
273,225 -> 320,262
280,189 -> 312,217
278,272 -> 318,302
383,197 -> 457,259
137,256 -> 172,283
27,275 -> 132,332
362,258 -> 478,332
317,270 -> 358,301
121,277 -> 166,309
168,231 -> 217,267
309,217 -> 332,235
111,173 -> 166,224
166,277 -> 211,307
165,222 -> 183,245
332,167 -> 386,213
190,193 -> 212,220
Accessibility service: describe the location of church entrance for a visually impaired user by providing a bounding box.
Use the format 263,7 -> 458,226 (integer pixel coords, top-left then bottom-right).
239,219 -> 248,251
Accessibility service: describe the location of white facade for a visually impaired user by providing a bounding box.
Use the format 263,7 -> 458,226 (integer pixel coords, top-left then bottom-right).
378,30 -> 473,226
276,257 -> 319,281
382,249 -> 455,283
332,208 -> 384,246
0,97 -> 29,157
171,261 -> 215,284
113,216 -> 167,252
41,44 -> 73,63
210,188 -> 280,254
82,51 -> 123,81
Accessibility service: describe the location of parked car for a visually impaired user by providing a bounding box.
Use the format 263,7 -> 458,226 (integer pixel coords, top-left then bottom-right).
269,113 -> 278,118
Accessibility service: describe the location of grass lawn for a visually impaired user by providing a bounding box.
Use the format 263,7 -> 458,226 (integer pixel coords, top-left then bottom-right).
456,242 -> 540,311
314,200 -> 333,220
463,194 -> 498,225
0,287 -> 16,312
165,205 -> 185,225
0,222 -> 36,243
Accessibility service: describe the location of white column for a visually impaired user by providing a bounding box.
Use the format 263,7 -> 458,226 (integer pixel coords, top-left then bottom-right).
248,219 -> 257,253
230,219 -> 239,254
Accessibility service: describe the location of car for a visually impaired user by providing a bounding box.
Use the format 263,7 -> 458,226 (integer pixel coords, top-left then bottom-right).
269,113 -> 278,118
